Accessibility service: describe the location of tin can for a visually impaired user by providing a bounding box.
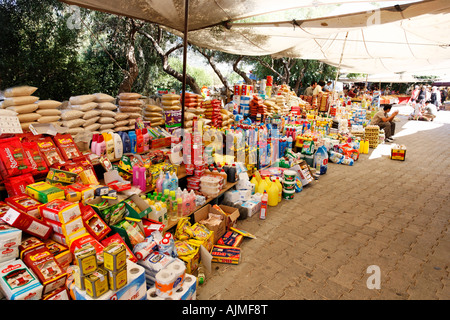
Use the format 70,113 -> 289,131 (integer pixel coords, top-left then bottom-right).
74,244 -> 97,276
107,266 -> 127,291
84,267 -> 108,298
103,243 -> 127,272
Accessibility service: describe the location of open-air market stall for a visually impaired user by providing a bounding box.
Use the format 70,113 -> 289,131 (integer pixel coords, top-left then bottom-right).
0,0 -> 447,301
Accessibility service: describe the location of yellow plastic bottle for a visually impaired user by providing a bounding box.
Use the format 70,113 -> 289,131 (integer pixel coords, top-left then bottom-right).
254,170 -> 262,184
363,139 -> 369,154
264,177 -> 272,190
275,177 -> 283,203
359,140 -> 364,154
257,178 -> 267,194
268,181 -> 279,207
250,175 -> 258,195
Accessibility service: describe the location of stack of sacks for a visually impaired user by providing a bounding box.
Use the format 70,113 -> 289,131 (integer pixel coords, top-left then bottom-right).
184,111 -> 196,131
62,95 -> 96,135
36,99 -> 62,127
275,95 -> 288,115
201,99 -> 222,127
118,92 -> 143,130
161,94 -> 181,112
220,109 -> 234,129
1,86 -> 41,131
263,98 -> 281,115
249,95 -> 266,117
143,104 -> 165,127
183,92 -> 200,109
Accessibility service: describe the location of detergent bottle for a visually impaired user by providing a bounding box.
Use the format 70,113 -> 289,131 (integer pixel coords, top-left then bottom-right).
162,172 -> 171,192
268,180 -> 279,206
275,177 -> 283,202
314,145 -> 328,175
156,171 -> 164,193
264,177 -> 272,191
250,175 -> 258,194
257,178 -> 267,194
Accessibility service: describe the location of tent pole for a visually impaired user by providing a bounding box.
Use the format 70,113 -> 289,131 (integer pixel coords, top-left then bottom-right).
181,0 -> 189,129
328,31 -> 349,118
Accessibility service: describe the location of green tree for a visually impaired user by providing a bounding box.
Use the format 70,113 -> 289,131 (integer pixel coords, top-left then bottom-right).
0,0 -> 93,101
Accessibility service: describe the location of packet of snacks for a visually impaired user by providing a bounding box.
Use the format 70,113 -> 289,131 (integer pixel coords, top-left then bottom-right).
21,140 -> 49,177
0,137 -> 32,179
53,134 -> 82,161
35,136 -> 65,167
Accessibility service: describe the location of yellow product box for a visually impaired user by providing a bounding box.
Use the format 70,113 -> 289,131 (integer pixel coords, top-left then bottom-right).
84,267 -> 109,299
103,243 -> 127,272
107,266 -> 127,291
178,249 -> 200,275
390,147 -> 406,161
79,168 -> 99,185
26,181 -> 65,204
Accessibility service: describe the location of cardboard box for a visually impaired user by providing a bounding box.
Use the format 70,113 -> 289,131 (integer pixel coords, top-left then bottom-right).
194,204 -> 239,244
215,205 -> 240,230
5,195 -> 42,220
1,208 -> 52,240
391,148 -> 406,161
0,259 -> 44,300
26,181 -> 65,204
40,199 -> 82,225
211,245 -> 241,264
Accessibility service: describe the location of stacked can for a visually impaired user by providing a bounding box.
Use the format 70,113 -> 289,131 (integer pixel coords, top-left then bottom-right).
282,170 -> 296,200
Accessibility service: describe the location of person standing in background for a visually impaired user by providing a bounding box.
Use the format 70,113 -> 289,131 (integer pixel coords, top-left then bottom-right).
304,81 -> 316,96
313,80 -> 325,96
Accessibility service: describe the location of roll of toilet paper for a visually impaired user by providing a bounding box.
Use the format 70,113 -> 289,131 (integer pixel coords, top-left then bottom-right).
165,258 -> 186,290
170,274 -> 197,300
146,286 -> 165,300
155,269 -> 176,298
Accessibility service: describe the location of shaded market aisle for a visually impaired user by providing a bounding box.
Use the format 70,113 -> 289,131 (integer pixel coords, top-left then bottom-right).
197,110 -> 450,300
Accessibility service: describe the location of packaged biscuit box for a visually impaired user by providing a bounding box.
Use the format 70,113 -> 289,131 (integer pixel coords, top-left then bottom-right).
0,137 -> 32,180
22,246 -> 68,295
1,208 -> 52,240
40,199 -> 82,224
5,194 -> 42,220
0,259 -> 44,300
26,181 -> 65,204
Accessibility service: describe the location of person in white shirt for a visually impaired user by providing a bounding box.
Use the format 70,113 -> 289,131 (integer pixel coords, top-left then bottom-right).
422,100 -> 438,121
323,81 -> 333,92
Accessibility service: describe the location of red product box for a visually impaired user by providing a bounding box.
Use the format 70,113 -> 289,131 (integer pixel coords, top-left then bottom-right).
80,204 -> 111,241
1,208 -> 52,240
141,218 -> 164,237
39,199 -> 82,225
4,173 -> 35,197
0,201 -> 13,219
52,134 -> 82,161
101,233 -> 137,263
5,194 -> 42,220
22,246 -> 67,295
0,137 -> 32,179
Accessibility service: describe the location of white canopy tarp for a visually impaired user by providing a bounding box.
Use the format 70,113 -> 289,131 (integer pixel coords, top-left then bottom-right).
60,0 -> 400,32
166,0 -> 450,75
60,0 -> 450,76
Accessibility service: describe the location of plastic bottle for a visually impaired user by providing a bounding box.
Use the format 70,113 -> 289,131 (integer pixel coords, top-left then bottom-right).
257,177 -> 268,194
170,172 -> 178,191
363,139 -> 369,154
162,172 -> 171,192
227,163 -> 236,183
177,197 -> 183,218
139,167 -> 146,192
197,264 -> 205,285
156,171 -> 164,193
314,145 -> 328,175
103,132 -> 115,161
275,177 -> 283,202
128,131 -> 137,154
260,191 -> 268,220
182,190 -> 190,215
189,190 -> 196,211
91,134 -> 98,154
170,195 -> 178,221
359,139 -> 365,154
264,176 -> 272,190
254,170 -> 262,184
121,131 -> 131,154
96,134 -> 106,155
268,180 -> 279,206
113,133 -> 123,159
250,175 -> 258,195
160,203 -> 168,225
132,166 -> 139,187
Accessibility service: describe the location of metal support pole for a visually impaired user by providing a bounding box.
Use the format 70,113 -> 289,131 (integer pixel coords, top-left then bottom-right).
181,0 -> 189,129
328,31 -> 349,118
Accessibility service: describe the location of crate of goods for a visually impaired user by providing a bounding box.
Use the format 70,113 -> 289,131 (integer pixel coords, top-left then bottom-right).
390,144 -> 406,161
364,125 -> 380,148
